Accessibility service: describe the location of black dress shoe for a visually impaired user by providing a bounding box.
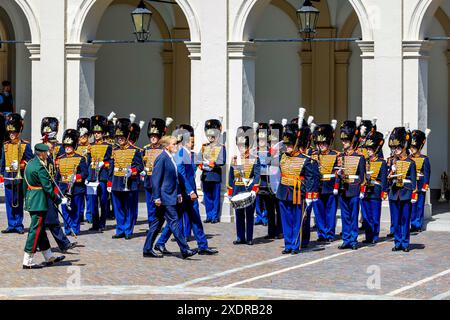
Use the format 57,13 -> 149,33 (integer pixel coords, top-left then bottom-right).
282,249 -> 292,254
246,240 -> 254,246
181,249 -> 198,259
351,244 -> 358,250
387,233 -> 394,238
402,247 -> 410,252
338,244 -> 350,250
16,229 -> 25,235
317,237 -> 327,243
1,229 -> 14,234
112,234 -> 125,239
254,221 -> 263,226
211,220 -> 220,224
62,242 -> 77,252
362,239 -> 375,244
203,219 -> 211,224
276,234 -> 284,239
23,264 -> 43,269
143,250 -> 163,258
291,249 -> 300,255
198,248 -> 218,255
264,235 -> 274,240
154,245 -> 172,255
125,235 -> 132,240
233,240 -> 246,245
45,255 -> 66,266
392,246 -> 401,251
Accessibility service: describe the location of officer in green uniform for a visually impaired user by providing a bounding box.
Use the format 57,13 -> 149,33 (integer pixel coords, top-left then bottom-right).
22,143 -> 66,269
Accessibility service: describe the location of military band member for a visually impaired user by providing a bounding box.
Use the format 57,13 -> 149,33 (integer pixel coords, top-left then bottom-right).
41,117 -> 76,252
409,129 -> 431,233
200,119 -> 226,224
311,122 -> 340,242
143,136 -> 197,259
228,126 -> 261,245
87,115 -> 113,231
76,118 -> 92,223
142,118 -> 167,226
276,123 -> 319,254
154,125 -> 218,255
56,129 -> 88,236
356,117 -> 379,159
0,111 -> 33,234
337,121 -> 366,250
387,127 -> 417,252
256,122 -> 282,239
105,114 -> 117,220
22,143 -> 66,269
109,118 -> 144,239
253,122 -> 268,227
360,131 -> 388,244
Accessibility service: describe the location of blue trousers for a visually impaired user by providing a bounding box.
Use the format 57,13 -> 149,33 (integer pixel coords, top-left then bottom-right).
202,181 -> 221,221
313,193 -> 338,241
145,188 -> 157,226
279,200 -> 303,251
112,191 -> 138,236
361,199 -> 382,242
260,194 -> 282,237
235,203 -> 255,242
411,192 -> 426,230
254,195 -> 268,225
48,224 -> 71,250
4,186 -> 24,232
81,193 -> 92,223
61,193 -> 84,235
302,204 -> 312,247
143,204 -> 190,254
339,195 -> 360,246
89,181 -> 110,229
389,200 -> 412,249
157,200 -> 208,250
131,190 -> 139,225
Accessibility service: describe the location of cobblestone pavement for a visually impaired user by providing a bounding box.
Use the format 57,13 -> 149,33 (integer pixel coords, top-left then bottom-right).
0,203 -> 449,300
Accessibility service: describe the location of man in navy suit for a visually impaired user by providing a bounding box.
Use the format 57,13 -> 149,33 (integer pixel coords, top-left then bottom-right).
143,136 -> 198,259
154,125 -> 218,256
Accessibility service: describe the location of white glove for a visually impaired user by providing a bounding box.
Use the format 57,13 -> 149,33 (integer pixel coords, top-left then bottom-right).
359,192 -> 365,199
411,198 -> 417,204
333,189 -> 338,196
250,190 -> 256,197
0,182 -> 4,189
61,197 -> 68,205
107,187 -> 112,193
177,194 -> 183,204
391,165 -> 396,173
125,167 -> 132,178
98,161 -> 104,168
306,199 -> 313,207
140,171 -> 146,177
11,160 -> 18,171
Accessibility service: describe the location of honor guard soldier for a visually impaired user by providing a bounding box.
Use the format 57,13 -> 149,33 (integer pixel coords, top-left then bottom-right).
128,116 -> 145,225
360,131 -> 388,244
87,115 -> 113,231
109,118 -> 144,240
276,122 -> 319,255
105,113 -> 117,220
409,129 -> 431,233
22,143 -> 66,269
142,118 -> 169,226
56,129 -> 88,236
252,122 -> 268,227
0,110 -> 33,234
356,117 -> 379,159
311,121 -> 340,242
41,117 -> 76,252
256,122 -> 282,239
154,125 -> 218,255
228,126 -> 261,245
387,127 -> 417,252
337,120 -> 366,250
200,119 -> 226,224
76,118 -> 92,223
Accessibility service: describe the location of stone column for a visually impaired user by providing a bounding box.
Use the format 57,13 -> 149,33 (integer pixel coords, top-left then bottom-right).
185,42 -> 202,140
65,43 -> 101,130
160,50 -> 174,119
403,40 -> 433,220
334,51 -> 352,125
25,44 -> 42,145
172,28 -> 191,125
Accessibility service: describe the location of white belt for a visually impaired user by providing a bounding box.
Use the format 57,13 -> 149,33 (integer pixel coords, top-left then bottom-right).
370,180 -> 381,186
347,175 -> 359,180
394,179 -> 412,184
322,174 -> 335,179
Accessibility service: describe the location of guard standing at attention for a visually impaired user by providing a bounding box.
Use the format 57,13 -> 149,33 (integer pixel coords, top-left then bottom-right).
128,116 -> 145,225
311,122 -> 340,243
0,110 -> 33,234
409,129 -> 431,233
87,115 -> 113,231
200,119 -> 226,224
56,129 -> 88,236
360,131 -> 388,244
387,127 -> 417,252
337,120 -> 366,250
109,118 -> 144,240
76,118 -> 92,223
228,126 -> 261,245
22,143 -> 66,269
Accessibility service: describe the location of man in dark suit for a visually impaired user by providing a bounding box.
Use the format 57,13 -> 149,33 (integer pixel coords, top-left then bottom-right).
143,136 -> 197,259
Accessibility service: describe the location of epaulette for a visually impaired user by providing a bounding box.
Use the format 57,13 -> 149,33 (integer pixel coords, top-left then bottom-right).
21,139 -> 30,144
131,145 -> 143,151
144,144 -> 151,149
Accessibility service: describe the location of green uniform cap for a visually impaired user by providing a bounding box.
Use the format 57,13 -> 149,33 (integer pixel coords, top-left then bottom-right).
34,143 -> 49,152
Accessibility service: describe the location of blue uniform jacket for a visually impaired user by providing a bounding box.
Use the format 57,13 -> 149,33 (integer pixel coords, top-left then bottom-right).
200,143 -> 226,183
152,150 -> 181,206
176,147 -> 197,198
55,153 -> 88,195
364,157 -> 388,199
228,156 -> 261,196
338,151 -> 366,198
388,157 -> 417,201
276,153 -> 320,202
141,144 -> 164,189
410,155 -> 430,193
87,141 -> 113,182
0,140 -> 33,186
110,145 -> 144,192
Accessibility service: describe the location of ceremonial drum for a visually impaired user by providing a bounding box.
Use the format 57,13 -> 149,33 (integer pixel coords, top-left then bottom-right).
230,192 -> 256,210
